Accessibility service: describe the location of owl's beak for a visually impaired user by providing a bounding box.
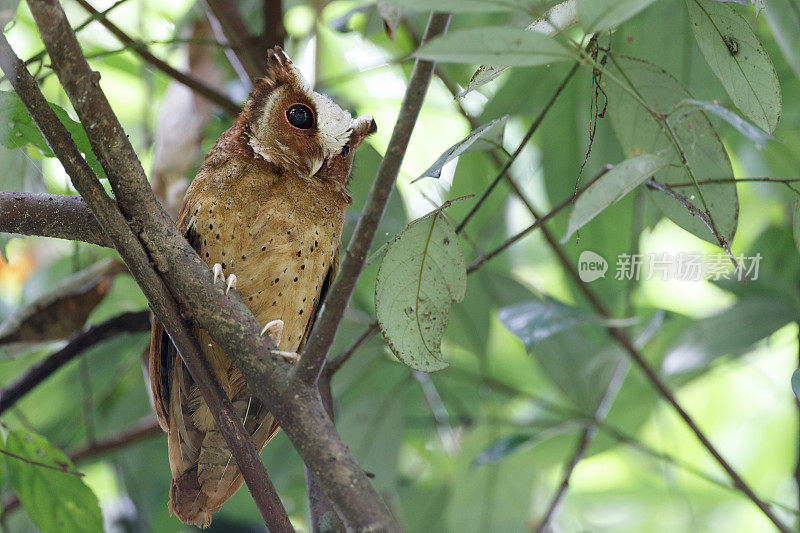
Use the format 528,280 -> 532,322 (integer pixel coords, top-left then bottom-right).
351,115 -> 377,149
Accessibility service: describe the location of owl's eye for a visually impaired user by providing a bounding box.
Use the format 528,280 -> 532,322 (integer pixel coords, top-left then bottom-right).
341,142 -> 350,158
286,104 -> 314,130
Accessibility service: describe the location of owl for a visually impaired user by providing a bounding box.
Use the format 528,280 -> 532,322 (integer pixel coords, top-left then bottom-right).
148,47 -> 376,528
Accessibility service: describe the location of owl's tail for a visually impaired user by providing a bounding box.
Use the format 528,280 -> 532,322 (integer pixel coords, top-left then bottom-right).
168,428 -> 244,528
167,399 -> 281,528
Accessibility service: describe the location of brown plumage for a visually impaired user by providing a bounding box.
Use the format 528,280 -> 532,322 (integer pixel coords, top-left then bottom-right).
148,48 -> 376,528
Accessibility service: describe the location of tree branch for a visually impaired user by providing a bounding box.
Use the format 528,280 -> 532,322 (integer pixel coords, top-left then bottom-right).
262,0 -> 284,50
304,378 -> 345,533
73,0 -> 240,116
0,192 -> 110,247
203,0 -> 268,80
69,416 -> 162,462
0,311 -> 150,416
21,1 -> 398,528
0,29 -> 293,532
296,12 -> 453,385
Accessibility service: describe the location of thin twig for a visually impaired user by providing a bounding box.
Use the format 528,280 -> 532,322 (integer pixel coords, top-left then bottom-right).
296,12 -> 453,386
323,323 -> 378,378
534,360 -> 629,532
69,416 -> 162,462
0,311 -> 150,415
73,0 -> 239,115
455,61 -> 581,234
669,177 -> 800,187
0,449 -> 85,477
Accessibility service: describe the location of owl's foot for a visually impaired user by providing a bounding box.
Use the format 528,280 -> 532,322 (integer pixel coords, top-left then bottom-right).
212,263 -> 237,294
260,319 -> 283,345
259,319 -> 299,364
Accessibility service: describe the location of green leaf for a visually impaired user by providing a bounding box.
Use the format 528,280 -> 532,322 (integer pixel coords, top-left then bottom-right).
459,0 -> 578,96
415,27 -> 575,67
375,210 -> 466,372
675,99 -> 775,149
605,56 -> 738,246
3,429 -> 103,533
577,0 -> 657,32
499,298 -> 635,347
685,0 -> 781,132
562,153 -> 667,241
0,91 -> 105,179
661,296 -> 797,378
414,116 -> 508,181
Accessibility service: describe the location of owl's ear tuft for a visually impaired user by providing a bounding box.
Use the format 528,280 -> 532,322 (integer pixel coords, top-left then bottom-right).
259,47 -> 310,92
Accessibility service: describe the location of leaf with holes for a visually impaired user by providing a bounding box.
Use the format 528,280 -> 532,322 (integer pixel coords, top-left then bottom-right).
0,91 -> 105,179
415,27 -> 575,68
605,56 -> 738,247
375,210 -> 466,372
415,116 -> 508,181
563,153 -> 667,241
686,0 -> 781,132
3,429 -> 102,533
577,0 -> 657,32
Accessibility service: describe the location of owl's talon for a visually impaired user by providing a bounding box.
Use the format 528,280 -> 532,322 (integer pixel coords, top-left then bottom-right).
277,351 -> 299,364
225,274 -> 237,294
260,319 -> 284,346
212,263 -> 224,284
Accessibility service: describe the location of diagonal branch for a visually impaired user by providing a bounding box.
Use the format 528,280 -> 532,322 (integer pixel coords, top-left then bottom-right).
296,12 -> 453,385
0,31 -> 293,532
0,311 -> 150,416
73,0 -> 239,115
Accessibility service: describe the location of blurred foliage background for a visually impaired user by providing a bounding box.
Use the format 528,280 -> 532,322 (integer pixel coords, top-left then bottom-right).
1,0 -> 800,531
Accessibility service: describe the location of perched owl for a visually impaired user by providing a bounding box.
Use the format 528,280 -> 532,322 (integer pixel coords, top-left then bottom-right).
148,47 -> 376,528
